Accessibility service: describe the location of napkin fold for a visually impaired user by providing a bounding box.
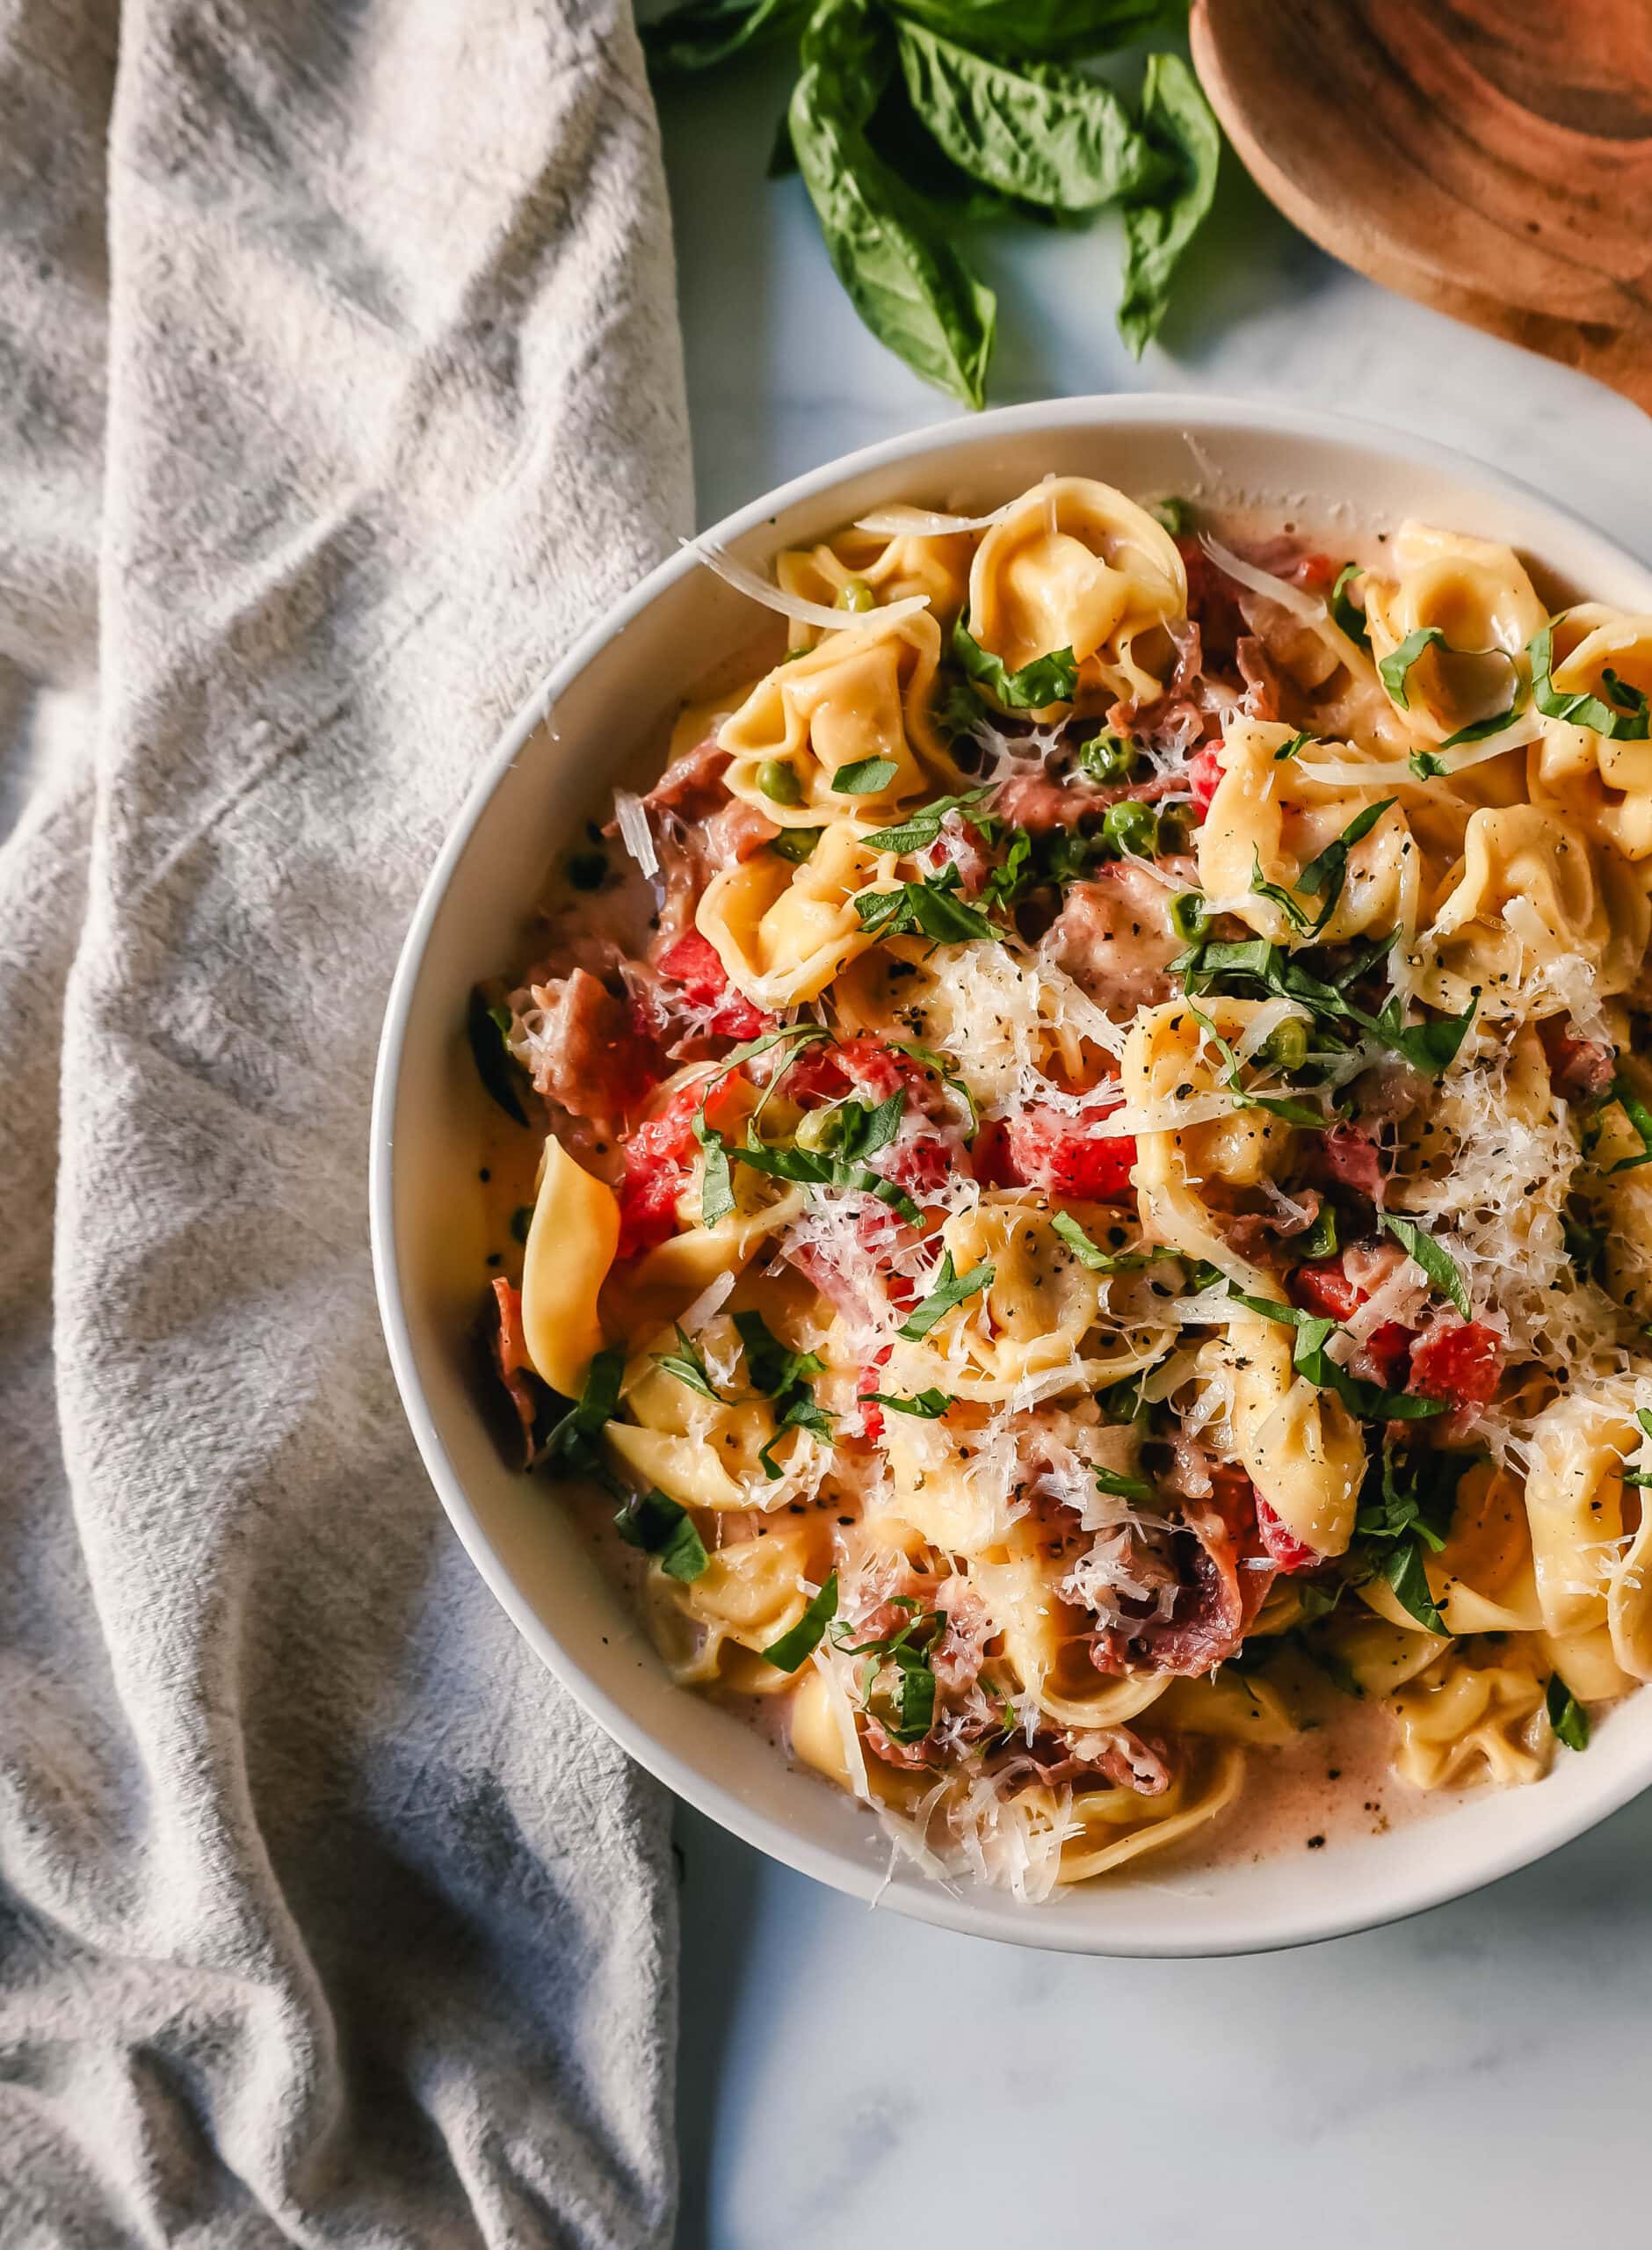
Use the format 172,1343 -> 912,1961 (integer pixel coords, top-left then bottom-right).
0,1 -> 692,2239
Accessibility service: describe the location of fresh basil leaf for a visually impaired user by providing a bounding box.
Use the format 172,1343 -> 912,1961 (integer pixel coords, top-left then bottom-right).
1118,54 -> 1221,357
982,824 -> 1036,908
1296,1202 -> 1338,1259
1293,798 -> 1396,932
862,784 -> 995,853
643,0 -> 808,76
1049,1209 -> 1175,1274
1379,626 -> 1448,710
1409,749 -> 1446,780
790,2 -> 996,408
1529,621 -> 1652,741
865,1386 -> 953,1418
733,1308 -> 824,1403
898,1249 -> 994,1339
543,1346 -> 628,1493
613,1488 -> 710,1582
1546,1672 -> 1590,1752
1438,695 -> 1525,750
466,987 -> 530,1126
1249,847 -> 1312,934
854,864 -> 998,942
1330,563 -> 1370,652
1354,1435 -> 1463,1552
952,612 -> 1078,708
1379,1214 -> 1470,1318
1382,1538 -> 1447,1636
1274,730 -> 1315,762
832,755 -> 901,795
757,1394 -> 837,1477
1604,1076 -> 1652,1173
653,1325 -> 724,1402
884,1035 -> 978,1132
1359,991 -> 1477,1078
893,19 -> 1169,213
763,1570 -> 840,1671
692,1101 -> 737,1226
888,0 -> 1170,62
1094,1463 -> 1155,1502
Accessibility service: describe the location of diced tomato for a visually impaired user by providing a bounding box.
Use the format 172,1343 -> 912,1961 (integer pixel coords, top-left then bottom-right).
1002,1100 -> 1137,1202
922,816 -> 990,897
1293,551 -> 1339,592
656,930 -> 770,1041
857,1349 -> 893,1441
1290,1254 -> 1412,1384
614,1071 -> 745,1259
1185,742 -> 1225,817
1408,1320 -> 1502,1410
1256,1496 -> 1319,1573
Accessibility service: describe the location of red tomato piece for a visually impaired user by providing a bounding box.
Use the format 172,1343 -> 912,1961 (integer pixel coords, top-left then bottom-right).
1290,1255 -> 1414,1385
1185,742 -> 1225,817
614,1071 -> 744,1259
1409,1320 -> 1502,1409
656,930 -> 770,1040
1002,1101 -> 1137,1202
857,1349 -> 893,1441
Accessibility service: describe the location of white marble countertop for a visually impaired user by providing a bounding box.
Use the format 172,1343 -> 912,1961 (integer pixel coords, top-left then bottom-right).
656,46 -> 1652,2248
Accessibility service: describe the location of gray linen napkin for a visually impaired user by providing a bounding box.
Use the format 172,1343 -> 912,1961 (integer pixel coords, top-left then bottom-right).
0,0 -> 692,2240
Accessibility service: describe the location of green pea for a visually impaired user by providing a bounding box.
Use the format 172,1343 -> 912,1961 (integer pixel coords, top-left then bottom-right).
1260,1018 -> 1310,1073
1156,802 -> 1196,856
769,826 -> 823,865
1077,730 -> 1138,784
1101,799 -> 1159,860
837,577 -> 876,613
1169,889 -> 1211,944
757,758 -> 804,807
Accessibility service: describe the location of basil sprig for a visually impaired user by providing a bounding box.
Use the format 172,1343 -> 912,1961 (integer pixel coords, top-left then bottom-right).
832,755 -> 901,795
613,1488 -> 710,1582
653,1325 -> 724,1402
696,1083 -> 922,1228
1529,621 -> 1651,740
952,612 -> 1078,708
1350,1438 -> 1465,1635
854,861 -> 998,942
864,1386 -> 953,1418
861,784 -> 996,853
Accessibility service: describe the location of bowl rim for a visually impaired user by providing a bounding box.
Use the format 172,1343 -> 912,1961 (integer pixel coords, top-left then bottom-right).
370,391 -> 1652,1956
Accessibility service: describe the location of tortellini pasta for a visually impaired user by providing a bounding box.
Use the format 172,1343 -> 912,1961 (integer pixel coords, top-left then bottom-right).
1523,1390 -> 1652,1680
717,610 -> 958,824
697,820 -> 900,1008
1205,1312 -> 1364,1560
1529,613 -> 1652,860
1387,1644 -> 1551,1790
777,524 -> 975,644
1410,805 -> 1650,1018
1365,520 -> 1547,750
520,1137 -> 619,1397
965,476 -> 1186,711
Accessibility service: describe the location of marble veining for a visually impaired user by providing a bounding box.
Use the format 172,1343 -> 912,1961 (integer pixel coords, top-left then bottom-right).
655,47 -> 1652,2249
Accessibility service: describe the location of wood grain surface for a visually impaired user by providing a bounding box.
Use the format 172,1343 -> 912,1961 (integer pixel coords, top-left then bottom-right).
1190,0 -> 1652,411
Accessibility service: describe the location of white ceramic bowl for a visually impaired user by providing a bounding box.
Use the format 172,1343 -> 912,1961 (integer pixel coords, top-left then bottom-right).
371,396 -> 1652,1956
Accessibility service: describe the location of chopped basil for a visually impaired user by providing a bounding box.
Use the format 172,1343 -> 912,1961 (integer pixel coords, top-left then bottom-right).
1291,798 -> 1397,933
1529,621 -> 1652,740
653,1324 -> 723,1401
757,1394 -> 837,1477
1273,730 -> 1316,762
865,1386 -> 953,1418
542,1346 -> 628,1494
1438,694 -> 1525,750
1409,749 -> 1446,780
734,1307 -> 837,1478
466,986 -> 530,1126
861,784 -> 995,853
1296,1202 -> 1338,1259
854,862 -> 998,942
762,1570 -> 840,1672
1094,1463 -> 1155,1502
1226,1288 -> 1446,1424
1249,847 -> 1312,934
1378,625 -> 1449,709
982,824 -> 1036,909
1152,496 -> 1192,535
832,755 -> 901,795
613,1488 -> 709,1582
1049,1209 -> 1175,1274
1175,927 -> 1473,1079
898,1249 -> 995,1339
1378,1213 -> 1470,1317
832,1596 -> 946,1742
1637,1408 -> 1652,1441
697,1085 -> 921,1227
1330,562 -> 1370,651
1546,1673 -> 1590,1753
952,612 -> 1078,708
1381,1539 -> 1447,1636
